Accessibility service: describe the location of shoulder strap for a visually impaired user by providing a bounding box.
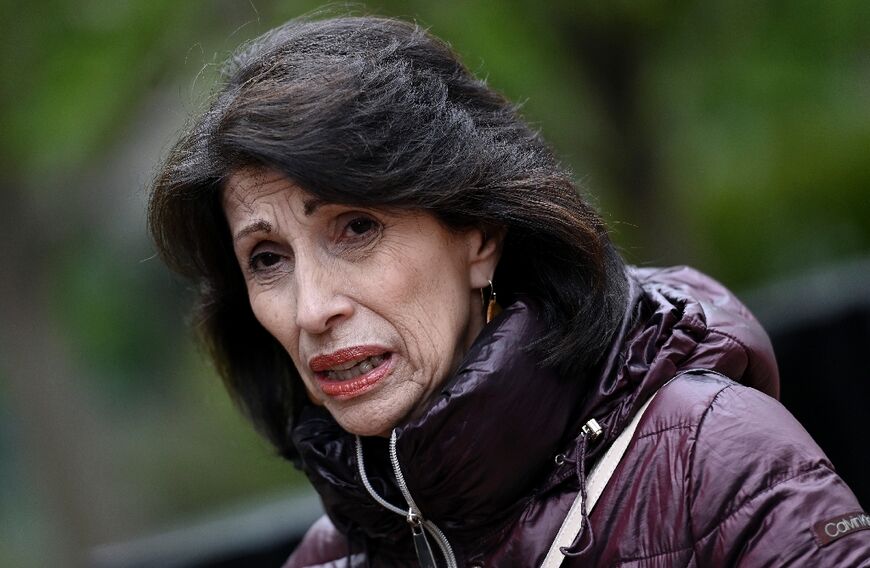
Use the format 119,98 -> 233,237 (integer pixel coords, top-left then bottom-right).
540,377 -> 677,568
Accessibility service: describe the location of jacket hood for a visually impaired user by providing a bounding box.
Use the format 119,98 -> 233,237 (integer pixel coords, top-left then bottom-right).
571,266 -> 780,461
290,265 -> 779,556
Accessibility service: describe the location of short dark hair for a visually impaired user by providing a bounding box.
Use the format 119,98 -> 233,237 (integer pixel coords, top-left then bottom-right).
148,15 -> 628,459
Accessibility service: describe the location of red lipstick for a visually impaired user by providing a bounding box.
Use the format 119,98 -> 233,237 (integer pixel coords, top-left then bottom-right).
309,346 -> 387,372
309,346 -> 393,400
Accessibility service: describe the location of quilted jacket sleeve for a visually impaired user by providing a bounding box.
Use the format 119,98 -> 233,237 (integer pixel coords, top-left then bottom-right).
688,382 -> 870,566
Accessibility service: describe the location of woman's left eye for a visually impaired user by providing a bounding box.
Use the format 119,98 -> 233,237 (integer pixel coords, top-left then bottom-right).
342,216 -> 379,238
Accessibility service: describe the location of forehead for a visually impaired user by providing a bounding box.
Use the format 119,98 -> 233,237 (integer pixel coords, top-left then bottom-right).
223,168 -> 299,209
222,167 -> 329,220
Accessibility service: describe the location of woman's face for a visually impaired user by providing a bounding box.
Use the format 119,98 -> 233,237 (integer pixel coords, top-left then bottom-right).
223,168 -> 501,436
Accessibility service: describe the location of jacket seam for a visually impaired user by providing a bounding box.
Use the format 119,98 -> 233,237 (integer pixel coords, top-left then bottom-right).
692,464 -> 833,545
705,328 -> 752,365
687,381 -> 735,561
634,422 -> 695,441
615,544 -> 695,564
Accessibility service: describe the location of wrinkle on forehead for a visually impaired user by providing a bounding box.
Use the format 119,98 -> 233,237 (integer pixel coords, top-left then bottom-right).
222,167 -> 298,212
223,167 -> 326,221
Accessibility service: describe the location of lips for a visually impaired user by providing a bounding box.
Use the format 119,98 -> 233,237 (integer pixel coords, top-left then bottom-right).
309,346 -> 393,400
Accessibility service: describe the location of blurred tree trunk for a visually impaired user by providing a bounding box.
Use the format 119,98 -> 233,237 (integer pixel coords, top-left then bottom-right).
555,10 -> 683,263
0,181 -> 110,567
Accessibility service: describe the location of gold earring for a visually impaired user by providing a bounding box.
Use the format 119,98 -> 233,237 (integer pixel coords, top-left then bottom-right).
485,279 -> 501,323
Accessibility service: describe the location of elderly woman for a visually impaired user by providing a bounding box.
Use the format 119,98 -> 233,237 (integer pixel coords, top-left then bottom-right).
148,15 -> 869,568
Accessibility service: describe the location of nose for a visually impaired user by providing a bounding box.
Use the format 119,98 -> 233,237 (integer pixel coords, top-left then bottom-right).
293,259 -> 354,335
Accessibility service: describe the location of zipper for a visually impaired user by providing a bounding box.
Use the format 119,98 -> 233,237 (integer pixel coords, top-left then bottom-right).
355,432 -> 458,568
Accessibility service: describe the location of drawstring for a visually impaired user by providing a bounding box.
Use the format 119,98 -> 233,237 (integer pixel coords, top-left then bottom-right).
560,422 -> 599,557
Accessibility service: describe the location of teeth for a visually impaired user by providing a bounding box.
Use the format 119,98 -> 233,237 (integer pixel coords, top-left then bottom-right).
325,355 -> 385,381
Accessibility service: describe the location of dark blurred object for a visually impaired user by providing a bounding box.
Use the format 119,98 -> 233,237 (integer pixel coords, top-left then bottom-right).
745,256 -> 870,509
89,491 -> 322,568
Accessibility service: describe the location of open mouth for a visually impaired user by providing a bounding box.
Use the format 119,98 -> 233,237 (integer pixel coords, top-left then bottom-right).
322,353 -> 389,381
310,348 -> 394,399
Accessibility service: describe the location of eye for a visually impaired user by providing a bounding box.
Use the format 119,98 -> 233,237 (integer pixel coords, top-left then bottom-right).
342,216 -> 379,238
249,251 -> 283,272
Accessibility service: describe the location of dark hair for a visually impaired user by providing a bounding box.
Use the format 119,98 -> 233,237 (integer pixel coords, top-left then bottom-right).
148,15 -> 628,459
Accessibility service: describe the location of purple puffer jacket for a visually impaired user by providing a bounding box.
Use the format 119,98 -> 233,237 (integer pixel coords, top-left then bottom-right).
285,267 -> 870,567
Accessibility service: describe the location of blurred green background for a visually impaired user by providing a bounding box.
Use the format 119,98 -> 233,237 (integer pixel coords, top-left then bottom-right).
1,1 -> 868,566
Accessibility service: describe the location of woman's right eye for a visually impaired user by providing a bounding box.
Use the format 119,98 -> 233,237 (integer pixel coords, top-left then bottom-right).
249,251 -> 283,272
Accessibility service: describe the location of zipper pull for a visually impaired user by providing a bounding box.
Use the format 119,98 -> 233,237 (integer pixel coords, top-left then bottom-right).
408,510 -> 438,568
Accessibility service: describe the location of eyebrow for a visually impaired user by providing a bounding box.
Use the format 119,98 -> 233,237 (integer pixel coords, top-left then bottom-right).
233,219 -> 273,243
303,197 -> 326,216
232,198 -> 327,242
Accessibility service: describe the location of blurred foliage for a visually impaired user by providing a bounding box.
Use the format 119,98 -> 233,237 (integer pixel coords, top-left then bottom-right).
49,239 -> 181,398
0,1 -> 868,566
2,1 -> 189,173
657,1 -> 870,283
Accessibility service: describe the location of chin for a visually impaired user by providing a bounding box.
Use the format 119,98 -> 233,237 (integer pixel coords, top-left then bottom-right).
335,418 -> 394,438
328,402 -> 408,438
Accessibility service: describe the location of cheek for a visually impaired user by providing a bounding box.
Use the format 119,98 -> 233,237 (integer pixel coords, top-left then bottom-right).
249,289 -> 298,352
250,289 -> 314,395
381,259 -> 470,368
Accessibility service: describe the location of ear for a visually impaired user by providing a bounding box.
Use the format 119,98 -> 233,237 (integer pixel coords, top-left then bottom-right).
467,226 -> 506,290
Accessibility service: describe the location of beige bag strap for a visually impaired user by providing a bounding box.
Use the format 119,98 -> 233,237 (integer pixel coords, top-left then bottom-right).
540,376 -> 679,568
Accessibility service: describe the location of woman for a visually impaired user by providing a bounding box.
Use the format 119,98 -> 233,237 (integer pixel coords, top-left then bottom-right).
148,15 -> 869,567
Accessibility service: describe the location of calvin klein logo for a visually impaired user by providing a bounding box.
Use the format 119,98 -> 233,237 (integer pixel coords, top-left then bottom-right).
813,511 -> 870,546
